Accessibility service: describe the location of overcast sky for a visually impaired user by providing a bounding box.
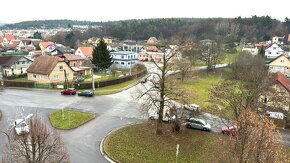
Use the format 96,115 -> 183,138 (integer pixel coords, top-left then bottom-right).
1,0 -> 289,23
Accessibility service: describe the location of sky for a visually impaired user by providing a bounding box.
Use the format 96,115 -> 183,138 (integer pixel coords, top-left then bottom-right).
1,0 -> 289,23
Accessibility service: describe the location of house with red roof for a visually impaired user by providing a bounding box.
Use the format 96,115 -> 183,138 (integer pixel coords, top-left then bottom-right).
27,56 -> 74,83
39,41 -> 54,51
262,72 -> 290,111
75,47 -> 93,58
2,34 -> 16,45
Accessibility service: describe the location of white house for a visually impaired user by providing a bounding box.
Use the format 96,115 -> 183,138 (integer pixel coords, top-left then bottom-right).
110,51 -> 138,69
265,43 -> 285,59
272,36 -> 284,45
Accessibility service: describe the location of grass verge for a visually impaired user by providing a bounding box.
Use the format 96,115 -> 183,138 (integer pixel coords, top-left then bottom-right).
104,122 -> 218,162
49,109 -> 95,129
94,78 -> 139,95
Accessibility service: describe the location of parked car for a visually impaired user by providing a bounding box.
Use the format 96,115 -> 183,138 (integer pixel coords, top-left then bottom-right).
14,119 -> 29,135
140,77 -> 147,84
184,104 -> 201,112
285,72 -> 290,78
222,125 -> 238,136
265,111 -> 286,120
75,76 -> 85,82
78,90 -> 94,97
185,117 -> 211,131
61,88 -> 76,95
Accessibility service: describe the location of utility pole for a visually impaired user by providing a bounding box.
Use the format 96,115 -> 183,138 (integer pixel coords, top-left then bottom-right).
90,59 -> 95,91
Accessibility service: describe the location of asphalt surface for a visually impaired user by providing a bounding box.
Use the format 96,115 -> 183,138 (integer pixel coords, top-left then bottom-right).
1,62 -> 290,163
0,86 -> 145,163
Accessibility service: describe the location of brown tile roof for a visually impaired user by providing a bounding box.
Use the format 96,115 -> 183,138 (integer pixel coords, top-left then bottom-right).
275,72 -> 290,93
0,56 -> 22,66
4,34 -> 16,41
10,40 -> 22,45
5,44 -> 18,49
39,41 -> 54,48
27,56 -> 63,75
64,54 -> 84,61
79,47 -> 93,57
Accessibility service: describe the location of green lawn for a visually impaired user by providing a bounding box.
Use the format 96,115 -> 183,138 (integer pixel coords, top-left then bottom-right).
49,109 -> 95,129
179,69 -> 228,112
13,77 -> 29,81
94,78 -> 139,95
104,122 -> 218,162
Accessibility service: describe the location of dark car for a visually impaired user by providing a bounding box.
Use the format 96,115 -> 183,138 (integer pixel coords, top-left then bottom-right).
78,90 -> 94,97
61,88 -> 76,95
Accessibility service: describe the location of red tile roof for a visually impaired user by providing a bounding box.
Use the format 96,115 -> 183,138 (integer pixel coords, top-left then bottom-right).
39,41 -> 54,48
4,34 -> 16,41
275,72 -> 290,93
27,56 -> 63,75
78,47 -> 93,57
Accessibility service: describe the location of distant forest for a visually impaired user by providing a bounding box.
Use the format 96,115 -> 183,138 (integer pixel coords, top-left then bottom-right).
2,16 -> 290,47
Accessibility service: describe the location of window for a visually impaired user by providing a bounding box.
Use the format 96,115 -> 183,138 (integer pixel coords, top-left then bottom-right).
32,74 -> 36,78
128,62 -> 130,65
53,75 -> 59,80
121,56 -> 124,59
280,60 -> 284,63
115,61 -> 119,64
273,47 -> 276,50
59,66 -> 63,71
40,75 -> 44,80
22,61 -> 25,64
121,62 -> 124,65
17,61 -> 20,65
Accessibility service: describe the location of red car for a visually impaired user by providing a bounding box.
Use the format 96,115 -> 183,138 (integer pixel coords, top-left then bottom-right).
221,125 -> 238,136
61,88 -> 76,95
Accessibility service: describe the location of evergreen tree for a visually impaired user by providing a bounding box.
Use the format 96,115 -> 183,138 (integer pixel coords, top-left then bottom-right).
92,38 -> 113,70
259,46 -> 265,58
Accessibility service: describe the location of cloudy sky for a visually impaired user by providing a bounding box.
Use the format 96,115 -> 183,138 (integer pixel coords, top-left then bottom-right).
1,0 -> 289,23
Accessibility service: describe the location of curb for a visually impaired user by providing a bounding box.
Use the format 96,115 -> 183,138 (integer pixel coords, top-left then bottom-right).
100,129 -> 117,163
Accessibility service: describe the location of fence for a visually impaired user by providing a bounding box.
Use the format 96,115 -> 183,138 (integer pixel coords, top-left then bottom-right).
3,66 -> 147,89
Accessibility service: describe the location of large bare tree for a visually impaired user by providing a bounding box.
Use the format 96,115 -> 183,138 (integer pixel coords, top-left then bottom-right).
137,46 -> 190,135
210,109 -> 288,163
2,116 -> 69,163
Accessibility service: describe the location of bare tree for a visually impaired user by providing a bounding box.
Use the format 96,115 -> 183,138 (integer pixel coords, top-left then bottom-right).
137,46 -> 189,135
2,116 -> 69,163
209,109 -> 288,163
199,39 -> 224,71
171,57 -> 192,82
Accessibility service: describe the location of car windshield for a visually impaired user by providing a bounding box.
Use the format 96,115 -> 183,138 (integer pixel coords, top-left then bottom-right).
68,88 -> 75,90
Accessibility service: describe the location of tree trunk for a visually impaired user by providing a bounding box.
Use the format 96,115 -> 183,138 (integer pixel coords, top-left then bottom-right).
156,118 -> 163,135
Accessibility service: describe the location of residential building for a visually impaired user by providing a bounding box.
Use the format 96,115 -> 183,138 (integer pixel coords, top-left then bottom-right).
75,47 -> 94,58
88,37 -> 114,45
242,45 -> 258,55
39,41 -> 54,51
262,72 -> 290,111
265,43 -> 285,59
63,54 -> 85,67
26,56 -> 74,83
2,34 -> 16,45
147,37 -> 159,44
0,56 -> 33,76
268,55 -> 290,73
111,51 -> 138,69
272,36 -> 284,45
288,34 -> 290,43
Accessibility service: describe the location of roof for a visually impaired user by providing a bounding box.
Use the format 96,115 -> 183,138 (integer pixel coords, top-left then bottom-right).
26,56 -> 63,75
39,41 -> 54,48
288,34 -> 290,42
275,72 -> 290,93
268,55 -> 289,65
10,40 -> 22,45
0,56 -> 23,66
78,47 -> 93,57
64,54 -> 84,61
4,34 -> 16,41
0,37 -> 3,43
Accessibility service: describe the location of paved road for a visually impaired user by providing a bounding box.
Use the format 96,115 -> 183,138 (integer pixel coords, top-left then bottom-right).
0,86 -> 145,163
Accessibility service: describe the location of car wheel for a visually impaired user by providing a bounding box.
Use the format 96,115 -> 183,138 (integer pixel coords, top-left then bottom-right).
222,131 -> 225,134
186,124 -> 191,128
61,92 -> 63,95
203,128 -> 207,131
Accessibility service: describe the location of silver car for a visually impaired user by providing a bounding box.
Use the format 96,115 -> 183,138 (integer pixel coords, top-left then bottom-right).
186,118 -> 211,131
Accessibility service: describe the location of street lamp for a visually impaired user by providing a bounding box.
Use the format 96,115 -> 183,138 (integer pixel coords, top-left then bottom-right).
90,59 -> 95,91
